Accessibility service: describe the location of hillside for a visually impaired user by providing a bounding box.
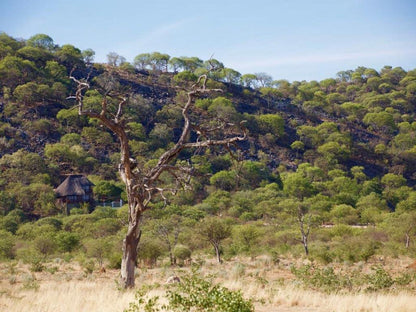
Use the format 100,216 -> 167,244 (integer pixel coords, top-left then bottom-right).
0,32 -> 416,274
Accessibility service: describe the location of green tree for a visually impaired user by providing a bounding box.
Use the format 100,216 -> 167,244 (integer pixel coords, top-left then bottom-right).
386,211 -> 416,249
16,46 -> 53,66
363,111 -> 396,133
283,172 -> 315,200
197,217 -> 231,263
27,34 -> 55,50
280,198 -> 316,255
137,237 -> 163,267
0,55 -> 37,88
153,215 -> 183,265
330,204 -> 360,225
240,73 -> 258,88
94,180 -> 123,201
57,108 -> 88,130
55,44 -> 83,69
133,53 -> 150,70
0,230 -> 15,259
56,232 -> 80,252
220,68 -> 241,84
317,141 -> 350,165
256,114 -> 284,138
210,170 -> 237,191
84,237 -> 111,268
13,82 -> 51,106
45,60 -> 68,82
356,193 -> 388,225
149,52 -> 170,72
291,141 -> 305,157
396,191 -> 416,212
82,48 -> 95,65
232,224 -> 261,254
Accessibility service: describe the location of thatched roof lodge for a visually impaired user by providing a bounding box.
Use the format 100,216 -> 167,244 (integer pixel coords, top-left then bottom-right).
55,174 -> 94,214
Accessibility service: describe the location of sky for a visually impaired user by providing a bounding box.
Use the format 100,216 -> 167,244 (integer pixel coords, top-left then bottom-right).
1,0 -> 415,81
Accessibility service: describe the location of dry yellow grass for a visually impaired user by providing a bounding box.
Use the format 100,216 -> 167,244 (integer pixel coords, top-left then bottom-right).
0,257 -> 415,312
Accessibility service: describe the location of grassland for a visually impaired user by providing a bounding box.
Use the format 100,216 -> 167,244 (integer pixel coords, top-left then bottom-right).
0,256 -> 415,312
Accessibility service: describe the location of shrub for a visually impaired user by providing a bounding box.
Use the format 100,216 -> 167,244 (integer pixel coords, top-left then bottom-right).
167,275 -> 254,312
16,246 -> 45,272
0,215 -> 19,234
173,245 -> 191,264
22,274 -> 40,290
125,274 -> 254,312
83,237 -> 111,267
83,259 -> 96,275
291,264 -> 353,293
394,272 -> 414,286
107,251 -> 122,269
366,266 -> 394,291
310,243 -> 334,264
34,234 -> 57,256
56,232 -> 80,252
35,217 -> 63,230
0,230 -> 15,259
137,238 -> 163,267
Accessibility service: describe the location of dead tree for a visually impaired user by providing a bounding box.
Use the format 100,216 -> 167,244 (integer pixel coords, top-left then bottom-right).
69,72 -> 246,288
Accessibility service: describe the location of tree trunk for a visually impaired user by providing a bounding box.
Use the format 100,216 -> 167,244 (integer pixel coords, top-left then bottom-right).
302,235 -> 309,256
120,224 -> 141,288
169,251 -> 176,266
299,213 -> 310,256
120,231 -> 140,288
405,233 -> 410,249
214,243 -> 222,263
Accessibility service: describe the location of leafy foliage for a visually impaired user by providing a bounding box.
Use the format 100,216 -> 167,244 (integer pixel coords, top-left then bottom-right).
0,32 -> 415,272
124,274 -> 254,312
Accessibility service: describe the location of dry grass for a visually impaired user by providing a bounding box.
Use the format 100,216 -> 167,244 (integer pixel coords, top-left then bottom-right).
0,256 -> 415,312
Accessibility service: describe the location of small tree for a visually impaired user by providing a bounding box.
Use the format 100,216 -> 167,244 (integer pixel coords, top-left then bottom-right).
197,217 -> 231,263
280,198 -> 317,256
153,215 -> 182,265
69,71 -> 246,288
173,244 -> 192,265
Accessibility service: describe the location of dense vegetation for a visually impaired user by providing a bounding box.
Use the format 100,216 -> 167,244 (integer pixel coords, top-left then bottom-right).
0,32 -> 415,270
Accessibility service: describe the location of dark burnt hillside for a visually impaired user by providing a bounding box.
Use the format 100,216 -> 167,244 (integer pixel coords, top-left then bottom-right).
0,33 -> 415,220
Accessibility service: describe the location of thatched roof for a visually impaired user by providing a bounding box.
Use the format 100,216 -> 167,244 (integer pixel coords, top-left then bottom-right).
55,175 -> 94,197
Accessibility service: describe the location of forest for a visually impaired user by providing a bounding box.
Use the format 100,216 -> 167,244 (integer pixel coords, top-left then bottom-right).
0,32 -> 416,310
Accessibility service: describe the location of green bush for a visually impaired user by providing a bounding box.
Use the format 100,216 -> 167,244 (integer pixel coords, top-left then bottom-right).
35,217 -> 63,230
309,243 -> 334,264
173,245 -> 191,264
137,238 -> 163,267
125,274 -> 254,312
291,264 -> 353,293
366,266 -> 394,291
34,233 -> 57,256
167,275 -> 254,312
394,272 -> 414,286
16,247 -> 45,272
0,230 -> 15,259
107,251 -> 122,269
83,237 -> 111,267
56,232 -> 80,252
0,215 -> 19,234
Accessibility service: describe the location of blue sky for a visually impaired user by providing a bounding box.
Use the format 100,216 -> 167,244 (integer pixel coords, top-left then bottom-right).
1,0 -> 415,81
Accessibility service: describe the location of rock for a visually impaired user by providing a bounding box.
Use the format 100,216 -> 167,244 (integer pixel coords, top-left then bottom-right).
166,276 -> 180,284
